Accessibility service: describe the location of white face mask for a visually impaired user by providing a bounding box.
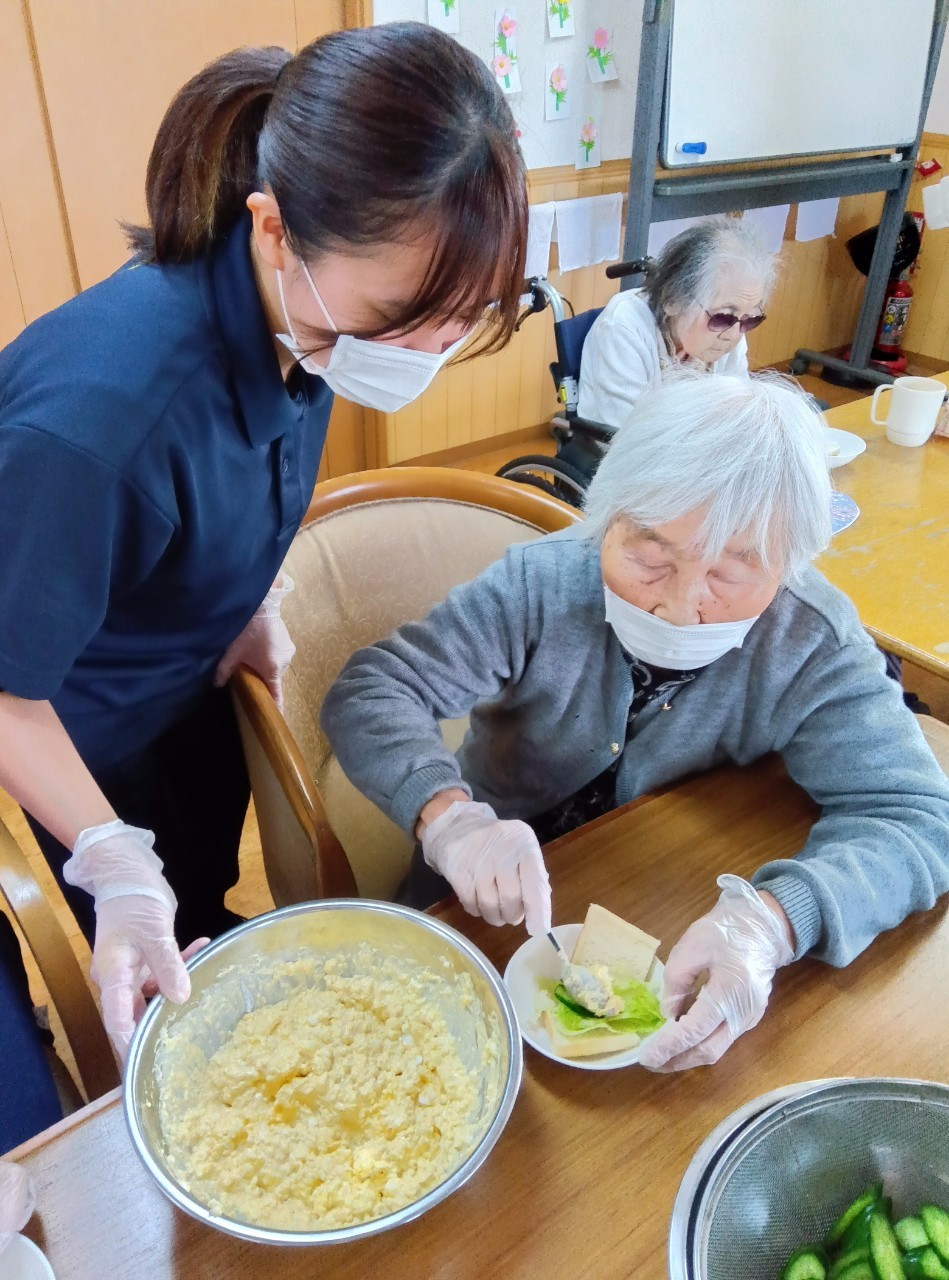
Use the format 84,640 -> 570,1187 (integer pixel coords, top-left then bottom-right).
603,584 -> 760,671
275,261 -> 468,412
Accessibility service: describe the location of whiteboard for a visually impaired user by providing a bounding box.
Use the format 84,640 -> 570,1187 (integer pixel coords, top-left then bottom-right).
662,0 -> 936,167
372,0 -> 641,170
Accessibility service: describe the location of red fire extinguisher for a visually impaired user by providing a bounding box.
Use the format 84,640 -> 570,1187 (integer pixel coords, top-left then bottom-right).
843,212 -> 924,374
873,273 -> 914,372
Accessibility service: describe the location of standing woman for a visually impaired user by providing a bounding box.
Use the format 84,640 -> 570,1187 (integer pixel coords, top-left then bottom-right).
0,21 -> 527,1084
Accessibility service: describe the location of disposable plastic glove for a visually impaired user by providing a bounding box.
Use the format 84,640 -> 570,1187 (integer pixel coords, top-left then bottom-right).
63,820 -> 204,1058
214,575 -> 295,711
421,801 -> 552,935
638,875 -> 794,1073
0,1162 -> 36,1256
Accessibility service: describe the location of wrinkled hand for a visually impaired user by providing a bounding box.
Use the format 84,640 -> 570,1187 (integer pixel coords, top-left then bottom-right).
422,801 -> 552,934
0,1162 -> 36,1256
62,821 -> 207,1058
639,876 -> 794,1073
214,575 -> 295,711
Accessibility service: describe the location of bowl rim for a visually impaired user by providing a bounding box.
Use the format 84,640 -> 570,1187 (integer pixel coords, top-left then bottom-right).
667,1077 -> 852,1280
123,898 -> 523,1246
673,1076 -> 949,1280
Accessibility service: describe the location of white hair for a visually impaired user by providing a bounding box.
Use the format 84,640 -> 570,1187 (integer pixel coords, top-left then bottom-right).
582,371 -> 833,580
645,215 -> 779,331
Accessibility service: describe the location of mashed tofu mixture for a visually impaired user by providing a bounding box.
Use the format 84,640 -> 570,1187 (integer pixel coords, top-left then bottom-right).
158,944 -> 496,1231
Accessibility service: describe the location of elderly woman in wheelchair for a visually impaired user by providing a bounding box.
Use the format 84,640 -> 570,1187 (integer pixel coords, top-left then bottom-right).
579,215 -> 776,426
322,372 -> 949,1073
499,217 -> 777,505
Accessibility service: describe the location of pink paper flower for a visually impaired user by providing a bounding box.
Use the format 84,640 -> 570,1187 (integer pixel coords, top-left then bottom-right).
499,15 -> 517,38
592,27 -> 610,51
493,53 -> 513,78
550,65 -> 567,93
580,119 -> 597,144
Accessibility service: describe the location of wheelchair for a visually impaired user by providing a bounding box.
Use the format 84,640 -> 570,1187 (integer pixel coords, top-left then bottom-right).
497,262 -> 644,508
497,266 -> 828,509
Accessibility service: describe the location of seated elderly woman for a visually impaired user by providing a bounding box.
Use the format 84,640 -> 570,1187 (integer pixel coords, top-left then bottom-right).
577,216 -> 776,428
320,374 -> 949,1072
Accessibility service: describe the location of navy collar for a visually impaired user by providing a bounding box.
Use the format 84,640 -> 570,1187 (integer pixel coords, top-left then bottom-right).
208,214 -> 309,447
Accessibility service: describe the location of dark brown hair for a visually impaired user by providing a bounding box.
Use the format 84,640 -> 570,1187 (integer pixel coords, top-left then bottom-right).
126,24 -> 527,353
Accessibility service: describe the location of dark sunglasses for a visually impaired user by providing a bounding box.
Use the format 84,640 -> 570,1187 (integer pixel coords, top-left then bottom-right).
704,309 -> 767,334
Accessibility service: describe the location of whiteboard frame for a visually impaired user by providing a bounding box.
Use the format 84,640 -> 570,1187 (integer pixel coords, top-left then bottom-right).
659,0 -> 936,169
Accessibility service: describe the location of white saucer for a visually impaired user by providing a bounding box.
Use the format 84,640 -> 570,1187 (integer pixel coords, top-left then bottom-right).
502,923 -> 665,1072
825,428 -> 866,469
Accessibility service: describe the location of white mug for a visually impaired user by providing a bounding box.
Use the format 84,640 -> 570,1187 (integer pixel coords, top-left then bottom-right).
870,375 -> 945,447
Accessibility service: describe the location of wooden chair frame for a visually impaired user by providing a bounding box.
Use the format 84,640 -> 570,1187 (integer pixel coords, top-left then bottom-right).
0,816 -> 119,1101
232,467 -> 581,900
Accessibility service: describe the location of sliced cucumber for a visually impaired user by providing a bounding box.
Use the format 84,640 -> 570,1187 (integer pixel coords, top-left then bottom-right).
921,1206 -> 949,1265
834,1262 -> 874,1280
828,1247 -> 870,1280
897,1219 -> 933,1252
782,1246 -> 829,1280
840,1204 -> 879,1254
868,1211 -> 906,1280
902,1247 -> 949,1280
826,1184 -> 884,1250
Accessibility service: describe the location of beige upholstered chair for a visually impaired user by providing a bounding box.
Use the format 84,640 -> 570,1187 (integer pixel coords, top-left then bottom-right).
233,467 -> 581,907
918,713 -> 949,777
0,816 -> 119,1101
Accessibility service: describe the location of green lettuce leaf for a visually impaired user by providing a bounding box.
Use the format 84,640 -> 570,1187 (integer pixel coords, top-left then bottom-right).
539,978 -> 665,1038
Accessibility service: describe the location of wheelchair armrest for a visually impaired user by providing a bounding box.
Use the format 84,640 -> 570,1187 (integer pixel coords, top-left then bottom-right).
565,415 -> 615,446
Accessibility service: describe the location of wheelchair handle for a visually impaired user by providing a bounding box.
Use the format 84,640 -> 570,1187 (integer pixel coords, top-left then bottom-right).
604,258 -> 651,280
527,277 -> 567,324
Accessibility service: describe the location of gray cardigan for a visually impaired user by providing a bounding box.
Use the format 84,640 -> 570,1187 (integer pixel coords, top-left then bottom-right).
321,533 -> 949,968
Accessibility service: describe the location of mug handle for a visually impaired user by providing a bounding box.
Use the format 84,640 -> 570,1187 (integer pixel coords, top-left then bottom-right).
870,384 -> 892,425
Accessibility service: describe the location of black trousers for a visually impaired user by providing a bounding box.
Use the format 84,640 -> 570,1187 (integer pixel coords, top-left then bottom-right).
28,686 -> 249,948
0,912 -> 61,1152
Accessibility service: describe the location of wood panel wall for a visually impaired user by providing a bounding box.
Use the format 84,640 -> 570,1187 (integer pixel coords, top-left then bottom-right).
0,0 -> 77,345
3,0 -> 365,476
903,132 -> 949,363
380,173 -> 889,464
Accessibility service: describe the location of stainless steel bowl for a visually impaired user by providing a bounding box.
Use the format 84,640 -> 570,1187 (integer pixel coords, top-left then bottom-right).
124,900 -> 522,1246
669,1077 -> 949,1280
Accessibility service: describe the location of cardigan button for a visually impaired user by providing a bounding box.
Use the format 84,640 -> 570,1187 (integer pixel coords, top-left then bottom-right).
610,742 -> 620,755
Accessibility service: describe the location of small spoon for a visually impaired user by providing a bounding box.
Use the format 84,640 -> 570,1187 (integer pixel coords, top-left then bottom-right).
546,930 -> 624,1018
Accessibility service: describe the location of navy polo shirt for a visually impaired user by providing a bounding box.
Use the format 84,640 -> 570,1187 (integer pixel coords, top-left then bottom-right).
0,216 -> 332,771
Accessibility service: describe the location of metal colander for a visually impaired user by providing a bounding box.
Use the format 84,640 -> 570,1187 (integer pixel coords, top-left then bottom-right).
671,1078 -> 949,1280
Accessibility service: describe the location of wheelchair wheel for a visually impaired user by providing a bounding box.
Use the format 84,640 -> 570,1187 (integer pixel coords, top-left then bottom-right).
496,455 -> 590,508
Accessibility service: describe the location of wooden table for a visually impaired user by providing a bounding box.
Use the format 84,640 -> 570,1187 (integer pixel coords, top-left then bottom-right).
11,757 -> 949,1279
817,374 -> 949,678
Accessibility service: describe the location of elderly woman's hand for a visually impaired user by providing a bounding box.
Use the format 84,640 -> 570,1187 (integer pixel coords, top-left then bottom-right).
0,1161 -> 36,1256
638,876 -> 794,1072
420,799 -> 552,935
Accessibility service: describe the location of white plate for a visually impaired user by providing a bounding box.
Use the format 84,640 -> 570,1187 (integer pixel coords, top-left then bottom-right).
1,1235 -> 56,1280
825,427 -> 866,469
502,924 -> 665,1072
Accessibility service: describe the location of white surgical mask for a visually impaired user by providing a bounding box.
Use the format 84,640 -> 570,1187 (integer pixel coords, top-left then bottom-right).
603,584 -> 760,670
275,261 -> 468,412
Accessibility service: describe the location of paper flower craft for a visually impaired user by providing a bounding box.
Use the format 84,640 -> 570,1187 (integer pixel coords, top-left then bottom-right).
549,0 -> 571,30
549,64 -> 568,111
579,118 -> 597,160
588,27 -> 613,74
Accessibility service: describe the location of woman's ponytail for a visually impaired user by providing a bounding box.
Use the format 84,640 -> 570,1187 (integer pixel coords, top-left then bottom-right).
125,46 -> 291,264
